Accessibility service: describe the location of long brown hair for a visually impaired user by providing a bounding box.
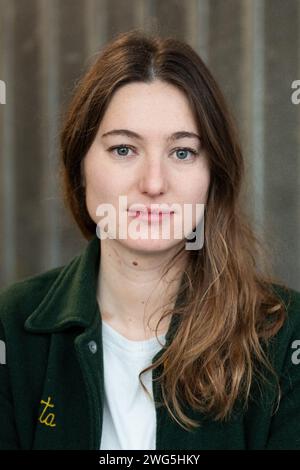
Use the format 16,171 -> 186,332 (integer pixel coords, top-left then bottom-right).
60,29 -> 291,431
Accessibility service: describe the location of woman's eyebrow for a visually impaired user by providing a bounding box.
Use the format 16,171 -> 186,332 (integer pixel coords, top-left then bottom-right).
101,129 -> 201,142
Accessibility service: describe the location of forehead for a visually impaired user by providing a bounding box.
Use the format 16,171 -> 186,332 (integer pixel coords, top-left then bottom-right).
99,80 -> 199,135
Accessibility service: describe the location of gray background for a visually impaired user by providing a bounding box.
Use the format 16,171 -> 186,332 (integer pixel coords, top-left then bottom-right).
0,0 -> 299,291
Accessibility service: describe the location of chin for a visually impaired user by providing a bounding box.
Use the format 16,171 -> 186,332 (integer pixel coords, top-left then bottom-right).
117,237 -> 183,254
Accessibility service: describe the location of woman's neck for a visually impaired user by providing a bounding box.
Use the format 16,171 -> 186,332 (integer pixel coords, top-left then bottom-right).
96,239 -> 186,341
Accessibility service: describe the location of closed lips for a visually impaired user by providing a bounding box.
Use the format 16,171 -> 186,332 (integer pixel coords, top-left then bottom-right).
128,210 -> 174,217
128,206 -> 175,214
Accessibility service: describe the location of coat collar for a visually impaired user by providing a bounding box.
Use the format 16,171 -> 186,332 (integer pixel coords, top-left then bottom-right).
25,236 -> 101,333
24,235 -> 184,344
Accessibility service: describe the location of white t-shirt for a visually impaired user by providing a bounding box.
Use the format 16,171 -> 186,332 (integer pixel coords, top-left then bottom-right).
99,319 -> 167,450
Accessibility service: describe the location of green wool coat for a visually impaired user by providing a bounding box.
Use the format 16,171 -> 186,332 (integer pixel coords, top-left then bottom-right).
0,235 -> 300,450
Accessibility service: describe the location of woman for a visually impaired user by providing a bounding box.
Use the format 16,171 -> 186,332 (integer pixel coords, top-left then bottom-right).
0,29 -> 300,450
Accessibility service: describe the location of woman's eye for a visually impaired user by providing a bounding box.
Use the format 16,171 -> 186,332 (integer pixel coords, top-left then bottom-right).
173,147 -> 199,161
108,145 -> 134,158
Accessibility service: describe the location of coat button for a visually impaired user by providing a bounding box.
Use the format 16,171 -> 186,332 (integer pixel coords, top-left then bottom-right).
88,341 -> 97,354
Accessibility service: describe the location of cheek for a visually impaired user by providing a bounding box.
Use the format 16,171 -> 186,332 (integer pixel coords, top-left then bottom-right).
83,157 -> 108,222
84,153 -> 110,197
84,160 -> 128,224
185,170 -> 210,205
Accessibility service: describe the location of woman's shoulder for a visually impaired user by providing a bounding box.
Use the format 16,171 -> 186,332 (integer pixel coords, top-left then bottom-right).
0,239 -> 96,335
0,266 -> 64,327
268,282 -> 300,374
271,282 -> 300,330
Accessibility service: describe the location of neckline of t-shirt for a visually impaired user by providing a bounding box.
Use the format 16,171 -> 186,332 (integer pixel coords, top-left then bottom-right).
101,319 -> 167,354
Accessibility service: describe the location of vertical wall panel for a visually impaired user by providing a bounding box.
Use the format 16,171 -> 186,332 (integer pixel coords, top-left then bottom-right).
106,0 -> 141,37
0,0 -> 16,286
244,0 -> 266,231
38,0 -> 61,270
207,0 -> 245,131
85,0 -> 108,57
264,0 -> 300,288
56,0 -> 90,262
154,0 -> 188,40
13,0 -> 44,279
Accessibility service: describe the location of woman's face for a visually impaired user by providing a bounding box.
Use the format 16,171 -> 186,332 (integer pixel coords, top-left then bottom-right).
83,80 -> 210,254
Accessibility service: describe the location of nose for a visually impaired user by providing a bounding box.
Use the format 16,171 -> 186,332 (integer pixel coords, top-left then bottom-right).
138,155 -> 168,196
